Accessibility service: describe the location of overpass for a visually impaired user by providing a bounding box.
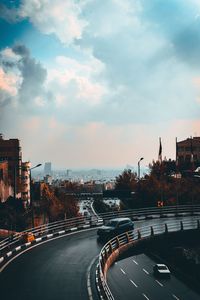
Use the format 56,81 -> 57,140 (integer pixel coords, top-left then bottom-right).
0,205 -> 200,300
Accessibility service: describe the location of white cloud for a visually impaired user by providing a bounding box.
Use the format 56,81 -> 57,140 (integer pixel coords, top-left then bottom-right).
0,47 -> 22,106
83,0 -> 142,38
0,68 -> 20,97
19,0 -> 87,45
1,47 -> 20,61
47,55 -> 107,106
1,0 -> 200,167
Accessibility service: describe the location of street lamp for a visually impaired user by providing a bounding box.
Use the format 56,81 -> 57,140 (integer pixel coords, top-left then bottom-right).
30,163 -> 42,228
138,157 -> 144,180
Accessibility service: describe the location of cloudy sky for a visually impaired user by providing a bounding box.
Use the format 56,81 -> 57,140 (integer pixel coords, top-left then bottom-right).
0,0 -> 200,169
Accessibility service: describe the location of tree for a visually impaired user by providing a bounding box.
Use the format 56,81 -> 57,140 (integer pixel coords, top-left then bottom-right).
0,196 -> 29,231
114,169 -> 138,209
115,169 -> 137,194
55,189 -> 79,219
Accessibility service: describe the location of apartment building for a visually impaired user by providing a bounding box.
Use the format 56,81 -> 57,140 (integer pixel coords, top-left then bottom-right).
21,161 -> 31,205
0,134 -> 22,196
177,137 -> 200,163
0,161 -> 13,202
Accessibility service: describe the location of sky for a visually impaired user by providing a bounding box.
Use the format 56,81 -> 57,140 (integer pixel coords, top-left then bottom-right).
0,0 -> 200,169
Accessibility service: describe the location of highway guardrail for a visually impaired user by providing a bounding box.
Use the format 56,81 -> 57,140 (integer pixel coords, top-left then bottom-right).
96,217 -> 200,300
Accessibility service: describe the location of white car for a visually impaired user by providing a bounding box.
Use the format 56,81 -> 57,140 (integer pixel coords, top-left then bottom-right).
153,264 -> 171,278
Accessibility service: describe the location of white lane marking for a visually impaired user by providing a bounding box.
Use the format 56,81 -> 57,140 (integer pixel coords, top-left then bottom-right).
142,293 -> 150,300
172,294 -> 180,300
87,255 -> 98,300
155,279 -> 163,287
120,268 -> 126,275
143,268 -> 149,275
132,259 -> 138,265
130,279 -> 138,288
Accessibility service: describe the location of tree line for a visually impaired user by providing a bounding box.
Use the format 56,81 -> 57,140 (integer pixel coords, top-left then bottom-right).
115,160 -> 200,209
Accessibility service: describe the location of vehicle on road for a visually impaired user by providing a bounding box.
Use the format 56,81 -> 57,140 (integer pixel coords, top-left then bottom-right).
153,264 -> 171,278
21,232 -> 35,243
97,217 -> 134,240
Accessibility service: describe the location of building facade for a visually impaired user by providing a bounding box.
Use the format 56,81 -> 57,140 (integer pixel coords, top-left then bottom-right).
21,161 -> 31,205
177,137 -> 200,164
0,161 -> 13,202
0,134 -> 22,196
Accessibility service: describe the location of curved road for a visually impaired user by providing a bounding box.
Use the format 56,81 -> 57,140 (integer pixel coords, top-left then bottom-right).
0,229 -> 101,300
107,254 -> 200,300
0,215 -> 199,300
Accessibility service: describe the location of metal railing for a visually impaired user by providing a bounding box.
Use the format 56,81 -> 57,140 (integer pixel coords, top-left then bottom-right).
0,214 -> 102,255
97,218 -> 200,300
96,204 -> 200,221
0,204 -> 199,257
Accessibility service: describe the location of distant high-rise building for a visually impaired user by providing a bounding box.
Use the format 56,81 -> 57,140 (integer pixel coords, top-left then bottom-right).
66,169 -> 72,177
44,162 -> 52,176
0,134 -> 22,196
44,174 -> 52,185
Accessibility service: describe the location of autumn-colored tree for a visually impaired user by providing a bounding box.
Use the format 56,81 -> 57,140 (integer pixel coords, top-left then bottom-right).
114,161 -> 200,210
40,183 -> 63,221
149,159 -> 176,179
55,189 -> 79,219
35,183 -> 79,222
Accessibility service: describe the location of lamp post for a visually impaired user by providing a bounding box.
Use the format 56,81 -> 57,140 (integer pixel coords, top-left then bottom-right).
138,157 -> 144,180
30,163 -> 42,228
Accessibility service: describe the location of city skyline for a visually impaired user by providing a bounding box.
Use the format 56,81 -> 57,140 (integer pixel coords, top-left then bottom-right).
1,1 -> 200,168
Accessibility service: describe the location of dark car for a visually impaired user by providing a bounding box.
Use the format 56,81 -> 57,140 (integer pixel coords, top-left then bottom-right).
97,217 -> 134,240
153,264 -> 171,278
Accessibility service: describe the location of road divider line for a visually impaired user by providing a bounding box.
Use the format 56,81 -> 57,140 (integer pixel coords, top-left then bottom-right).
155,279 -> 163,287
35,237 -> 42,242
142,293 -> 150,300
47,234 -> 53,238
172,294 -> 180,300
70,227 -> 78,231
143,268 -> 149,275
87,255 -> 99,300
58,230 -> 65,235
132,259 -> 138,265
6,251 -> 12,257
130,279 -> 138,288
0,257 -> 4,264
25,242 -> 31,247
82,225 -> 90,229
15,246 -> 21,252
120,268 -> 126,275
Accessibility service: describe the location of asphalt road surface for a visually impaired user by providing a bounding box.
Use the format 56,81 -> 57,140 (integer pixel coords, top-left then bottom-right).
0,215 -> 199,300
107,253 -> 200,300
0,229 -> 101,300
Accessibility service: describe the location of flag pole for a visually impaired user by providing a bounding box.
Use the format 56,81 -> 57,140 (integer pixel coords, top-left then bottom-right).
158,137 -> 162,162
175,137 -> 179,208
